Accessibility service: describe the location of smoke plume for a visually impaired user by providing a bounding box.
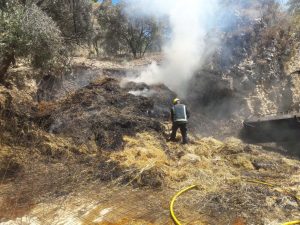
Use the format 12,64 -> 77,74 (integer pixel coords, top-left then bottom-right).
125,0 -> 220,97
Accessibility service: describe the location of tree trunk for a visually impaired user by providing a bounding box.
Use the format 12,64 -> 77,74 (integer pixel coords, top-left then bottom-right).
0,53 -> 14,83
72,0 -> 78,36
142,41 -> 151,57
128,42 -> 137,58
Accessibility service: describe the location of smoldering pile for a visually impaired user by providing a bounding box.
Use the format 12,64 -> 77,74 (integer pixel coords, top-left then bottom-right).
122,80 -> 177,119
35,77 -> 176,150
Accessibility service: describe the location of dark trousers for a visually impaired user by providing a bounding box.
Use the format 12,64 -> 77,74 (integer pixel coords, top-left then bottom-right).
170,122 -> 188,143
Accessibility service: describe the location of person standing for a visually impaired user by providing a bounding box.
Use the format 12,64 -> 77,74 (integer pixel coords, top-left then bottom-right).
169,98 -> 190,144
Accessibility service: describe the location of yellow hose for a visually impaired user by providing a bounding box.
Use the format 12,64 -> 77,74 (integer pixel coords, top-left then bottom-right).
169,181 -> 298,225
170,185 -> 198,225
244,178 -> 275,187
282,221 -> 300,225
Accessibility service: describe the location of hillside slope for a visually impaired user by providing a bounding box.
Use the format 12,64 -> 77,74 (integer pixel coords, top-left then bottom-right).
0,58 -> 299,225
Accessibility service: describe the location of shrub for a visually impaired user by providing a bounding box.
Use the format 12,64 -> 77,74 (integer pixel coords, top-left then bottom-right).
97,2 -> 160,58
0,1 -> 67,80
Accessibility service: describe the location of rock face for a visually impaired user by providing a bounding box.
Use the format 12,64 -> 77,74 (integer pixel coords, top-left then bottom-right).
187,3 -> 300,123
282,71 -> 300,112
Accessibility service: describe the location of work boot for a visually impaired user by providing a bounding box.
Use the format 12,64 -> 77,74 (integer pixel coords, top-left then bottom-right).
182,137 -> 188,144
168,137 -> 176,142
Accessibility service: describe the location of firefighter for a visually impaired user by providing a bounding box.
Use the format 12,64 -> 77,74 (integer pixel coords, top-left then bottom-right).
169,98 -> 190,144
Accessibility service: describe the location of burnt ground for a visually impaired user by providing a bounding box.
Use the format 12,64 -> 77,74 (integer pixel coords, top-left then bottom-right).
0,73 -> 177,222
35,77 -> 176,150
0,60 -> 300,225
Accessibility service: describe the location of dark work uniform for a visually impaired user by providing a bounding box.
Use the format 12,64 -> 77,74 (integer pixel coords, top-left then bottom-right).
170,103 -> 190,144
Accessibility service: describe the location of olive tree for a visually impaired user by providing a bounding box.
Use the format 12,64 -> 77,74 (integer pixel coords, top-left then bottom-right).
0,1 -> 67,81
98,2 -> 160,58
39,0 -> 93,44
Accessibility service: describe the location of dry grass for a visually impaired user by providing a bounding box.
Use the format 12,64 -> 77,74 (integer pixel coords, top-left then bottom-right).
111,132 -> 169,169
107,132 -> 300,224
1,111 -> 300,224
1,129 -> 300,224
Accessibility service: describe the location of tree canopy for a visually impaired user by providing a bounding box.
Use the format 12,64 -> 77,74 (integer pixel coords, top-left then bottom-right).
0,1 -> 66,80
97,2 -> 161,58
1,0 -> 299,82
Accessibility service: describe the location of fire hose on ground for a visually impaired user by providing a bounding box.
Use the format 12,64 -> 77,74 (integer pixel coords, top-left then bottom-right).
282,222 -> 300,225
170,185 -> 198,225
169,181 -> 300,225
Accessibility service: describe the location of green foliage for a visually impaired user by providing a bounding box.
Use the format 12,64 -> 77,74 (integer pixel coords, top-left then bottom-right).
0,2 -> 26,55
97,4 -> 126,55
0,0 -> 95,80
23,4 -> 67,69
40,0 -> 93,44
97,2 -> 161,58
0,0 -> 67,77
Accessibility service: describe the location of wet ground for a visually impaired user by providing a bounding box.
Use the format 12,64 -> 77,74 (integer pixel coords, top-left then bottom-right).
1,184 -> 175,225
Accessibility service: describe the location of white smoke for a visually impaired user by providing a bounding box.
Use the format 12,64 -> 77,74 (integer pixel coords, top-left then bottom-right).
125,0 -> 220,97
128,88 -> 156,97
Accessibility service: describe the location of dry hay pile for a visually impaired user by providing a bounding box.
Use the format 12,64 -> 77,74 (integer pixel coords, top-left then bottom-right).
36,77 -> 171,150
106,133 -> 300,224
1,74 -> 300,224
122,81 -> 177,119
0,76 -> 175,222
